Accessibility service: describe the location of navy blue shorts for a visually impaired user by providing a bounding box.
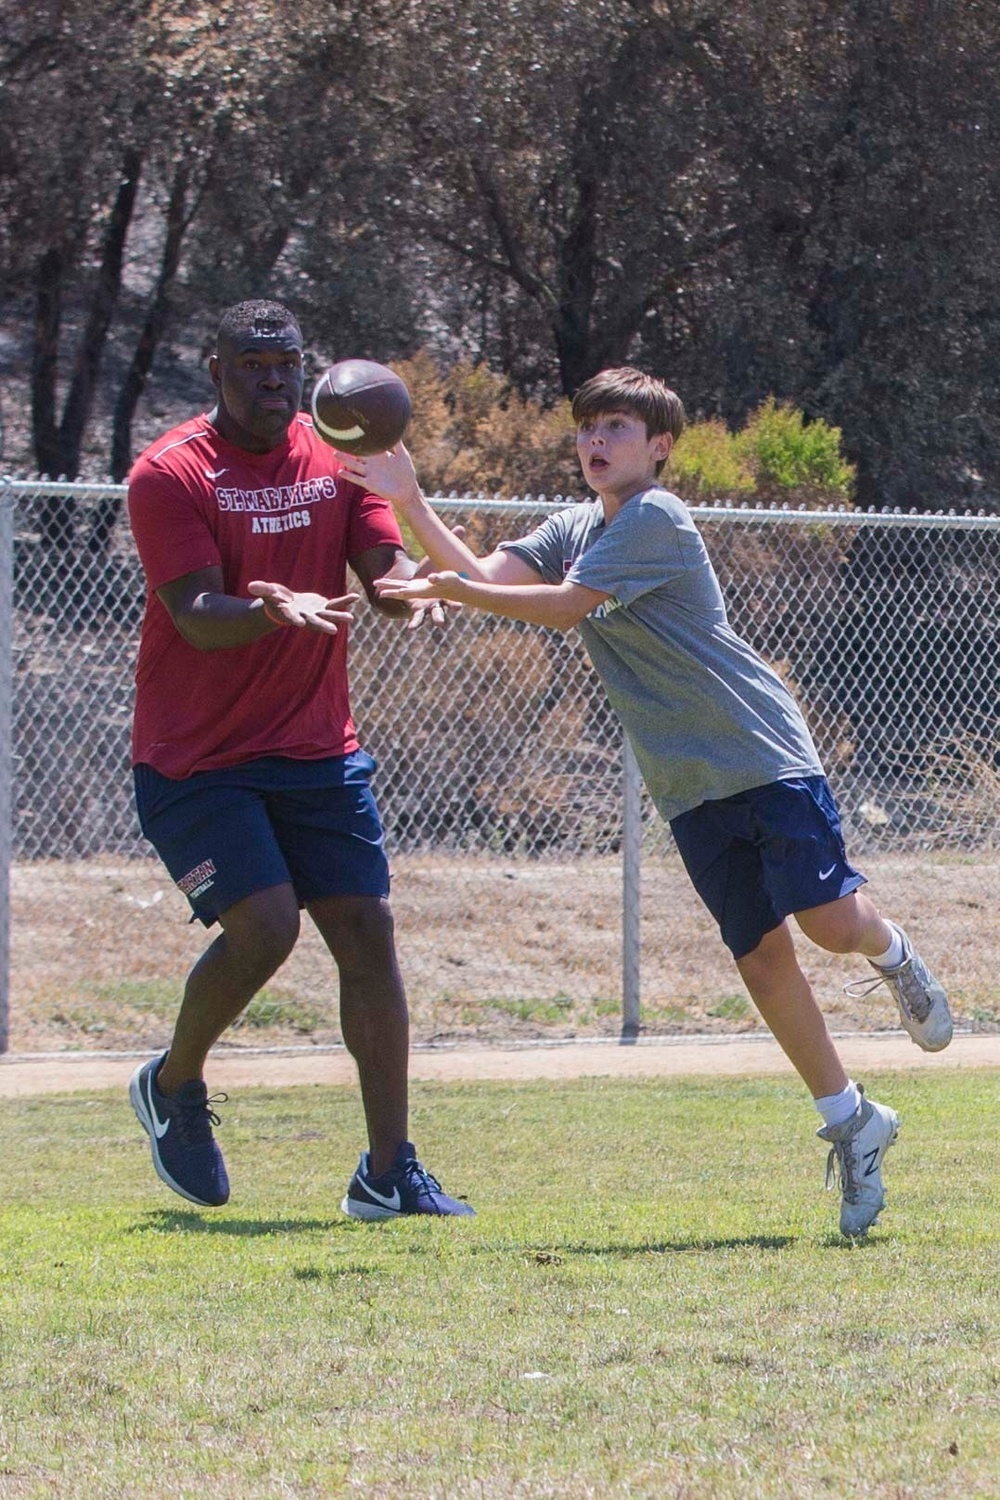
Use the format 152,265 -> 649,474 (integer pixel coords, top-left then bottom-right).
669,776 -> 866,960
134,752 -> 390,927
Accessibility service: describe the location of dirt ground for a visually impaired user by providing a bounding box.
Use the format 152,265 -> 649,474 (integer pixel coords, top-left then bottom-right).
2,1031 -> 999,1098
7,850 -> 999,1058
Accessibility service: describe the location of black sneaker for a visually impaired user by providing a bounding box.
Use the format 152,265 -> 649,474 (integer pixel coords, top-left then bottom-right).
341,1140 -> 475,1219
129,1052 -> 230,1207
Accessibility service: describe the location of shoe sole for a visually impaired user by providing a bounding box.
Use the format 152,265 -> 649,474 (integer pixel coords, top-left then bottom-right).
900,1016 -> 953,1052
129,1063 -> 227,1209
340,1193 -> 401,1221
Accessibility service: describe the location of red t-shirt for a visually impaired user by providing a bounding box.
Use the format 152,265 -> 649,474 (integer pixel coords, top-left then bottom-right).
128,412 -> 403,778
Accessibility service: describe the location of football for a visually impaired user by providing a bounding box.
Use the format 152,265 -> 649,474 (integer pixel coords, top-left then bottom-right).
310,359 -> 412,455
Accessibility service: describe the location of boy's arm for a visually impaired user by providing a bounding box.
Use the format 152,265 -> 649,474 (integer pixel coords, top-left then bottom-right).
376,571 -> 608,632
335,444 -> 502,581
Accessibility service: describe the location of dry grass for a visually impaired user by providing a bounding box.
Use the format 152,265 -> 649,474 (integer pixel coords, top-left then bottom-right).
8,850 -> 999,1053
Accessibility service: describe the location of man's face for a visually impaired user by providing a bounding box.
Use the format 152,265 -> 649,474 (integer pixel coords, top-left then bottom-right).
209,323 -> 305,452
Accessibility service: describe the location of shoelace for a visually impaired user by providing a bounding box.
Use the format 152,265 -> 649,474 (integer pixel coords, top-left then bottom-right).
825,1140 -> 860,1204
173,1091 -> 228,1149
401,1158 -> 443,1195
843,957 -> 933,1022
843,972 -> 892,1000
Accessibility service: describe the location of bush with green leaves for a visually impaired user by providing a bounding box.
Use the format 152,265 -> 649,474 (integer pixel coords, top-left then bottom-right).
398,352 -> 854,508
668,399 -> 855,507
735,398 -> 855,504
666,417 -> 755,500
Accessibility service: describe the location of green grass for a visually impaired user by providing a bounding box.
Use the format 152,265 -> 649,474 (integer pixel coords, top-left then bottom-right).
1,1072 -> 998,1498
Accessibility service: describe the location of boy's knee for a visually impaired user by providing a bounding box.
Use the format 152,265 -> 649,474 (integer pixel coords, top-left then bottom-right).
795,900 -> 865,954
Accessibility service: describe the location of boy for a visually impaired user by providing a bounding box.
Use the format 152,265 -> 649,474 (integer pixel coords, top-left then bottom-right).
343,366 -> 951,1236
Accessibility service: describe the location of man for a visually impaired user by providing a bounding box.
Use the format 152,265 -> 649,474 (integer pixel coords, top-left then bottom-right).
126,298 -> 473,1220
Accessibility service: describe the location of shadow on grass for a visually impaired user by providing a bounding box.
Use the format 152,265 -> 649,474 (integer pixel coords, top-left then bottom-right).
128,1209 -> 345,1237
293,1264 -> 385,1281
818,1231 -> 888,1251
522,1234 -> 797,1257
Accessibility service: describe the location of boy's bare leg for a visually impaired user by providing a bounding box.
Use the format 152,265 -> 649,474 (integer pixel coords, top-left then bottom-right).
735,920 -> 848,1099
793,889 -> 892,956
794,888 -> 953,1053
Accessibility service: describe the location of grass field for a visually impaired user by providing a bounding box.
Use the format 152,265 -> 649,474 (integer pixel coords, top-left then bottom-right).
1,1071 -> 998,1498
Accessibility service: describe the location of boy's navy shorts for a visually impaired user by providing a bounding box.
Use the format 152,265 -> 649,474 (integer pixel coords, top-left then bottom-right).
669,775 -> 866,960
134,751 -> 390,927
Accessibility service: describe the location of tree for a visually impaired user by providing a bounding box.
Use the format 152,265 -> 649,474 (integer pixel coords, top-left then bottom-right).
360,0 -> 739,395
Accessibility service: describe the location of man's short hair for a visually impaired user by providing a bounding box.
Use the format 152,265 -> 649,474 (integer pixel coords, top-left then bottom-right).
571,367 -> 686,442
216,300 -> 301,349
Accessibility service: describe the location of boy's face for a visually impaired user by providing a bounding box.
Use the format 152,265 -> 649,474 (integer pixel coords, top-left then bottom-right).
575,409 -> 673,503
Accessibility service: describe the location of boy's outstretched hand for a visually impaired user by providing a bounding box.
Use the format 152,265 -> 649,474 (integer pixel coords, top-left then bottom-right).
376,573 -> 466,604
336,443 -> 422,511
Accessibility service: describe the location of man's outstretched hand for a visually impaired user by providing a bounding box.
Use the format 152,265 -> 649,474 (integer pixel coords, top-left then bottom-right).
247,581 -> 360,634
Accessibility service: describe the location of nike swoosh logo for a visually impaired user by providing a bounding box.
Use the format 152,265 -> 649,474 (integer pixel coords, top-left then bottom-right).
204,467 -> 229,479
360,1182 -> 401,1211
819,865 -> 837,880
145,1078 -> 170,1139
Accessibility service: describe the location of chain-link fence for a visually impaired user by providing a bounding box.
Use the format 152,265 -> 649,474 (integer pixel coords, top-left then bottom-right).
2,479 -> 998,1054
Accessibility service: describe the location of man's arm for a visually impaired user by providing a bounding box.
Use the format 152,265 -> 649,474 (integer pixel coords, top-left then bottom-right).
349,543 -> 422,619
375,570 -> 609,632
157,567 -> 357,648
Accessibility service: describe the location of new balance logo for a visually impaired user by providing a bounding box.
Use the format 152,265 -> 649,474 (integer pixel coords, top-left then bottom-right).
862,1147 -> 881,1177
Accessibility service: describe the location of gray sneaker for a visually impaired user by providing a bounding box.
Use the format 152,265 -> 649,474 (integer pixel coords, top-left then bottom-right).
846,922 -> 953,1052
818,1089 -> 899,1236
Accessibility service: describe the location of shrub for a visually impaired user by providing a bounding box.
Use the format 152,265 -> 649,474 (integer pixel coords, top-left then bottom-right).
735,397 -> 855,505
666,419 -> 755,501
391,350 -> 579,500
391,352 -> 855,509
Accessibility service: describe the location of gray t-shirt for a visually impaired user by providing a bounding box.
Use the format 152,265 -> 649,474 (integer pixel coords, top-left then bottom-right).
499,487 -> 823,821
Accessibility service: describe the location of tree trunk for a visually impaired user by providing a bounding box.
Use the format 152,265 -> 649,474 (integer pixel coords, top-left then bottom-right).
31,245 -> 80,561
56,147 -> 143,481
107,163 -> 191,495
31,246 -> 64,479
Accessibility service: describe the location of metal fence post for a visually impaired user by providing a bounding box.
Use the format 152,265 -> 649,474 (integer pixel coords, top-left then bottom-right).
0,481 -> 12,1052
621,733 -> 642,1041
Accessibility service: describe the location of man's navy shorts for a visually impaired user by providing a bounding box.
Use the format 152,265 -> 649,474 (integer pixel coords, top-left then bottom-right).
669,775 -> 866,960
134,751 -> 390,927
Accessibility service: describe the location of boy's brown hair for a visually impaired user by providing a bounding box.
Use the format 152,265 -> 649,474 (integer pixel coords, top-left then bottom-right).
571,367 -> 685,474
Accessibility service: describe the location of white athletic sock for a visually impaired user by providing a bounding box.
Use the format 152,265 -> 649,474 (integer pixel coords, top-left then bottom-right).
814,1079 -> 862,1128
871,927 -> 906,970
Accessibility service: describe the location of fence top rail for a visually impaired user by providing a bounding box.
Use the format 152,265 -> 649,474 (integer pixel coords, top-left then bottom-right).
3,478 -> 1000,531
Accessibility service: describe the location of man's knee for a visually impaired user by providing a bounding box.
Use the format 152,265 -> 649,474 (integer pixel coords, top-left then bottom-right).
313,895 -> 397,972
219,885 -> 301,978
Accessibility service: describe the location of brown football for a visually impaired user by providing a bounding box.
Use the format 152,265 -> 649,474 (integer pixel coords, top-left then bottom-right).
310,359 -> 412,455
